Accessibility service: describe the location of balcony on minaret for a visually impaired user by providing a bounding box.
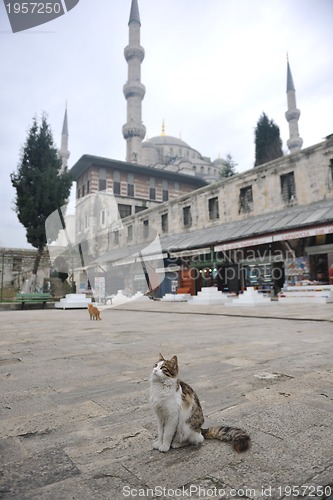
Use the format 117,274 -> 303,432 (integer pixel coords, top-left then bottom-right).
122,122 -> 146,140
285,108 -> 300,123
123,81 -> 146,100
287,136 -> 303,153
124,45 -> 145,63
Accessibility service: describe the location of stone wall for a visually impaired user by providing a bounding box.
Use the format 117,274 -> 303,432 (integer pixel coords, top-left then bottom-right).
0,248 -> 51,298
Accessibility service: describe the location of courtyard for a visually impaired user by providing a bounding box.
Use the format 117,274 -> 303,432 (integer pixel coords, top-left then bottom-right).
0,302 -> 332,499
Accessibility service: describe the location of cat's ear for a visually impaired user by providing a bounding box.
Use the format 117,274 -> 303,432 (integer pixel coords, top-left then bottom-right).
158,353 -> 164,361
170,355 -> 178,368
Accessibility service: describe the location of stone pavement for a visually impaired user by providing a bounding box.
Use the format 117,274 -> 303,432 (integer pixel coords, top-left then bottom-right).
0,301 -> 332,500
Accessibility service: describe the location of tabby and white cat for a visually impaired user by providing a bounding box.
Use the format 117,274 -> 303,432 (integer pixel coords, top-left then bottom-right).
150,353 -> 250,453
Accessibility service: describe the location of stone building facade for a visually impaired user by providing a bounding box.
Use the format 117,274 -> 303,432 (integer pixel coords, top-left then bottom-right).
81,135 -> 333,297
69,154 -> 206,270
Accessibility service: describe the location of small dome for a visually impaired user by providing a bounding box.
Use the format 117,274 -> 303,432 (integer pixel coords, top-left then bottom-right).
213,157 -> 227,165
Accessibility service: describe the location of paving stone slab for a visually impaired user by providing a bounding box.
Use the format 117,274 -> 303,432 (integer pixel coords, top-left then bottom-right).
0,448 -> 80,498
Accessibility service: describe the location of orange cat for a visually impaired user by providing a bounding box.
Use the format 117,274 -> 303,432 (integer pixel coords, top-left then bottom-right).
88,303 -> 101,320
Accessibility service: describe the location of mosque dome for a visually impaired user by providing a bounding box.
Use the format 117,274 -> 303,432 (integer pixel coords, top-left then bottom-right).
144,135 -> 190,148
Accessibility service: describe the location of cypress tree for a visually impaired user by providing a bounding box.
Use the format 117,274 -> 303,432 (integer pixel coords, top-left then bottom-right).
254,112 -> 283,167
11,114 -> 72,290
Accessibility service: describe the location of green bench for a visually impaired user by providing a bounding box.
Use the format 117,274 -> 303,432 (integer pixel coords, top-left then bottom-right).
16,293 -> 53,309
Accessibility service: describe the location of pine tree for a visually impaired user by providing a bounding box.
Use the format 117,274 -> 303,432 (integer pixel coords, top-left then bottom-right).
254,113 -> 283,167
11,114 -> 72,291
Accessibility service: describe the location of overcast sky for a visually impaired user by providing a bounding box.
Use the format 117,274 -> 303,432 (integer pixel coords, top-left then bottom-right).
1,0 -> 332,249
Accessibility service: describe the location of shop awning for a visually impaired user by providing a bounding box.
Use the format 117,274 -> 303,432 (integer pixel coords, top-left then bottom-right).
215,223 -> 333,251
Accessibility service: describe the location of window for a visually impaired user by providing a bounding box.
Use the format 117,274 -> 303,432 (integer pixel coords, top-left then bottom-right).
113,181 -> 120,195
127,225 -> 133,242
183,206 -> 192,227
161,213 -> 168,233
149,178 -> 156,200
162,189 -> 169,202
143,219 -> 149,239
162,180 -> 168,201
280,172 -> 296,203
135,205 -> 147,213
128,184 -> 134,197
330,159 -> 333,189
114,230 -> 119,245
208,197 -> 219,220
87,180 -> 90,194
239,186 -> 253,214
113,171 -> 121,195
99,167 -> 107,191
101,210 -> 106,226
82,184 -> 85,197
127,173 -> 135,197
77,187 -> 81,199
118,204 -> 132,219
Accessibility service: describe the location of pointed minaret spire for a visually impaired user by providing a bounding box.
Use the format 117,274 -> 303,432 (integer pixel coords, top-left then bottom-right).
129,0 -> 141,25
285,57 -> 303,153
122,0 -> 146,163
59,104 -> 70,171
286,54 -> 295,92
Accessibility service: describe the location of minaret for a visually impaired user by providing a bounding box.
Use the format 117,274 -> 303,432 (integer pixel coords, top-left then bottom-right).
285,57 -> 303,153
122,0 -> 146,163
59,105 -> 70,171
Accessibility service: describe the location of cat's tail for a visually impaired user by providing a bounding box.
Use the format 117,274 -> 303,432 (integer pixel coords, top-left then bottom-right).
201,425 -> 250,452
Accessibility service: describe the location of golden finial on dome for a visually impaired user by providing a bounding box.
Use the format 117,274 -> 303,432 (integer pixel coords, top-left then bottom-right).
161,119 -> 166,136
